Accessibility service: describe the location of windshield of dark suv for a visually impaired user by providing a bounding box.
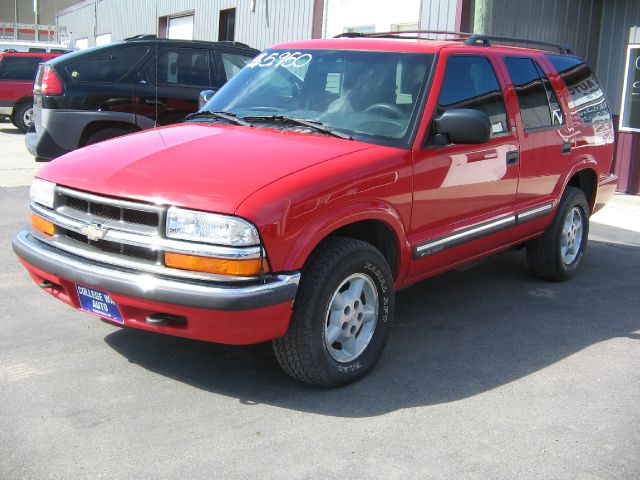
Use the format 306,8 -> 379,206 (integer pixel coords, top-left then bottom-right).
200,49 -> 435,147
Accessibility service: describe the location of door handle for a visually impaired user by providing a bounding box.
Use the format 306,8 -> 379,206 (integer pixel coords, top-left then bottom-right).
144,99 -> 164,105
562,142 -> 572,154
506,150 -> 519,165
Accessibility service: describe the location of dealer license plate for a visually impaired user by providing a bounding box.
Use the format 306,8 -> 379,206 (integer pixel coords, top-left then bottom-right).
76,284 -> 124,324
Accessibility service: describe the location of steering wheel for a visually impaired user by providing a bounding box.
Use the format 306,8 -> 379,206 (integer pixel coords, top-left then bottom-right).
364,103 -> 405,119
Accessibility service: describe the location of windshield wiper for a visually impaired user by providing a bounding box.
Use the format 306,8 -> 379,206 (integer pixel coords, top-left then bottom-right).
184,110 -> 251,127
242,115 -> 353,140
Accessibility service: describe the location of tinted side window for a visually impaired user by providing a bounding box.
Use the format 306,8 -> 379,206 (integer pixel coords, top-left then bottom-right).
65,45 -> 148,83
0,57 -> 42,80
505,57 -> 560,130
436,55 -> 508,135
154,48 -> 211,87
546,54 -> 612,124
220,52 -> 254,81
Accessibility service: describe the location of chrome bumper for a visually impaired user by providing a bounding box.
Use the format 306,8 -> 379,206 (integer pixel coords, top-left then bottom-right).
13,231 -> 300,311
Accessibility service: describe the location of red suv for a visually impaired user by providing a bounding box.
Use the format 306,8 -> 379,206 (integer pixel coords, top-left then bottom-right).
14,32 -> 617,386
0,52 -> 61,131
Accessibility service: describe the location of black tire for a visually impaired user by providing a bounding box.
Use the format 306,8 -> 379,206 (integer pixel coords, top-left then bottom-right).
84,127 -> 129,146
526,186 -> 590,281
273,237 -> 394,387
12,101 -> 33,133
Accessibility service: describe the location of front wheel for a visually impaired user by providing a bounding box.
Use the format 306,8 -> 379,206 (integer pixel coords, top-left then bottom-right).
273,237 -> 394,387
527,186 -> 590,281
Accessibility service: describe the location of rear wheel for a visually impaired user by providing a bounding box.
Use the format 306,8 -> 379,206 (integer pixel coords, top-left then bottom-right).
273,237 -> 394,387
84,127 -> 129,146
526,186 -> 590,281
13,102 -> 33,132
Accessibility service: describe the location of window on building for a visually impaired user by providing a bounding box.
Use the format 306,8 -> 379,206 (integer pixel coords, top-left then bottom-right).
436,55 -> 509,135
65,45 -> 148,83
391,23 -> 419,32
0,56 -> 43,80
152,48 -> 210,87
344,25 -> 375,34
219,8 -> 236,41
220,52 -> 255,80
75,38 -> 89,49
158,14 -> 194,40
546,54 -> 612,124
504,57 -> 563,130
95,33 -> 112,46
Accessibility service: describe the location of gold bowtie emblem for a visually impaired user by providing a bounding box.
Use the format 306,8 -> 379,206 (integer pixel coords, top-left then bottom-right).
81,223 -> 108,241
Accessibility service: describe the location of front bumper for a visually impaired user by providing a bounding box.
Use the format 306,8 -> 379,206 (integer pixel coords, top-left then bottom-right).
13,231 -> 299,344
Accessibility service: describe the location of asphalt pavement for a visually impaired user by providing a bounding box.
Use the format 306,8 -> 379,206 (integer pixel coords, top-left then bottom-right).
1,121 -> 639,479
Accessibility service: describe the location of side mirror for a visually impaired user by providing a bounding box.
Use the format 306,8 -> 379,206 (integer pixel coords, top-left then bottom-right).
433,108 -> 491,144
198,89 -> 216,109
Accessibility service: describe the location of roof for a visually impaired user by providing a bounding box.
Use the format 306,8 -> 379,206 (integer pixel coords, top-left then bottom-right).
272,32 -> 573,56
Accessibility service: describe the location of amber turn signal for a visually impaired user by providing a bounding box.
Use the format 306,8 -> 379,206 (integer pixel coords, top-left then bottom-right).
31,213 -> 55,236
164,252 -> 267,276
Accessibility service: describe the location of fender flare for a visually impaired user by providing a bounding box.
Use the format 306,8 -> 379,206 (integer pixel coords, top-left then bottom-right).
279,199 -> 411,285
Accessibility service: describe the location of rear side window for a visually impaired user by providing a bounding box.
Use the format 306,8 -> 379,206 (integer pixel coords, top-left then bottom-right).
504,57 -> 563,130
546,54 -> 612,124
436,55 -> 509,135
220,52 -> 254,80
0,56 -> 43,80
65,45 -> 148,83
152,48 -> 211,87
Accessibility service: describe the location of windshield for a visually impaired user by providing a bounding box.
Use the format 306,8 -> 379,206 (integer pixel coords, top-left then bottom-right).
202,49 -> 435,147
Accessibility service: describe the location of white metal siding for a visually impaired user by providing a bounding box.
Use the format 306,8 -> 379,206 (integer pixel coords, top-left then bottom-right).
419,0 -> 457,32
57,0 -> 316,50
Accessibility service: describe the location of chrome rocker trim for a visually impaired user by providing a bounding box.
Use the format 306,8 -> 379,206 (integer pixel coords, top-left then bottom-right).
13,231 -> 300,311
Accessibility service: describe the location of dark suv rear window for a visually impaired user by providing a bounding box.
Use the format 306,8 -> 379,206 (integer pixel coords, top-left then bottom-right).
65,45 -> 149,83
546,54 -> 612,124
0,56 -> 43,80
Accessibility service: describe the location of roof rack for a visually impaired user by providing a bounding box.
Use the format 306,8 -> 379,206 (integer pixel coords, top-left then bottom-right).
463,34 -> 572,54
124,34 -> 157,41
333,30 -> 573,54
334,30 -> 471,40
218,40 -> 252,49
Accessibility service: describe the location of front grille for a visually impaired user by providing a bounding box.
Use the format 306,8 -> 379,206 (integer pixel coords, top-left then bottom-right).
62,192 -> 160,228
52,187 -> 164,265
64,229 -> 159,262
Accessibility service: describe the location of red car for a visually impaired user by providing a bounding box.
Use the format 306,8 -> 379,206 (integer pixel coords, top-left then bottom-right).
14,32 -> 617,386
0,51 -> 61,131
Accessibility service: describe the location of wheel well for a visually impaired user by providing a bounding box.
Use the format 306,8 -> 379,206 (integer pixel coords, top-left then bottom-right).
80,121 -> 139,146
567,169 -> 596,212
328,220 -> 399,278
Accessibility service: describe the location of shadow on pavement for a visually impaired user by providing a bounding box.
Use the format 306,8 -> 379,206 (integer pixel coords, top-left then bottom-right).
105,225 -> 640,417
0,127 -> 24,135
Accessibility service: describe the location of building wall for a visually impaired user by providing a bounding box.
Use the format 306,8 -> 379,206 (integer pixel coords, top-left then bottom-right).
323,0 -> 420,37
597,0 -> 640,115
57,0 -> 317,49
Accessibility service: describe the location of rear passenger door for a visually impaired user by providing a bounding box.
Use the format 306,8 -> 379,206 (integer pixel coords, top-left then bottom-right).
409,52 -> 519,279
500,55 -> 572,239
137,46 -> 213,126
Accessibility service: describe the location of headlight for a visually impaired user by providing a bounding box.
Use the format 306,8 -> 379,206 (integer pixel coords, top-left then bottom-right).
166,207 -> 260,246
30,178 -> 56,209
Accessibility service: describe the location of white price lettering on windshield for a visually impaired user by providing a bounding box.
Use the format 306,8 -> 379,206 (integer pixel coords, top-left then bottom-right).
247,51 -> 313,69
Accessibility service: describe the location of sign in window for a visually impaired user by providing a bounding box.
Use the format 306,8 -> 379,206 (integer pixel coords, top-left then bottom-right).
620,44 -> 640,133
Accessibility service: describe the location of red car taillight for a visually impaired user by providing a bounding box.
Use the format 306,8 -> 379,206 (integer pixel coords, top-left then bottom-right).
36,65 -> 64,95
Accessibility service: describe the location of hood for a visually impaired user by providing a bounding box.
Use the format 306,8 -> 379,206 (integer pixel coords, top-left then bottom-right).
37,123 -> 374,213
